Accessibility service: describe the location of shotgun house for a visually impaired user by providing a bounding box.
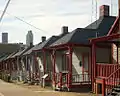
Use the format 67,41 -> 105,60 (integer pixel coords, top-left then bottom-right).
90,6 -> 120,96
91,34 -> 120,96
49,5 -> 117,91
22,43 -> 44,83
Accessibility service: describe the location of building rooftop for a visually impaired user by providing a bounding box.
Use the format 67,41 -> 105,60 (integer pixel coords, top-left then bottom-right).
50,16 -> 116,47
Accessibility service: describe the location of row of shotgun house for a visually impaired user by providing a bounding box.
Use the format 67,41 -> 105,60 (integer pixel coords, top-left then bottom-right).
0,4 -> 117,92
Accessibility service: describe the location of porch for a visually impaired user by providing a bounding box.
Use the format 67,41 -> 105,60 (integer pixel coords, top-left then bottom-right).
50,44 -> 92,91
91,34 -> 120,96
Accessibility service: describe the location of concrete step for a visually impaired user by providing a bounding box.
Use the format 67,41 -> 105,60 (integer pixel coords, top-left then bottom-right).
112,88 -> 120,92
107,85 -> 120,96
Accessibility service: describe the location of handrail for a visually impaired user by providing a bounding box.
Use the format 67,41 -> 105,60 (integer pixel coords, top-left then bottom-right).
96,63 -> 119,77
104,65 -> 120,96
106,66 -> 120,79
97,63 -> 119,66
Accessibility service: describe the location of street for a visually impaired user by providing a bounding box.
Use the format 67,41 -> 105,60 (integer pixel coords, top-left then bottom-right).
0,80 -> 91,96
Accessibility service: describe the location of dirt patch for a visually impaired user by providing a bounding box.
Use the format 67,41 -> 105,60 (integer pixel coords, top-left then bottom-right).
14,83 -> 94,96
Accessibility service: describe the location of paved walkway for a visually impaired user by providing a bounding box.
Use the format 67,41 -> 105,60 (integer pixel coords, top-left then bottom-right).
0,80 -> 92,96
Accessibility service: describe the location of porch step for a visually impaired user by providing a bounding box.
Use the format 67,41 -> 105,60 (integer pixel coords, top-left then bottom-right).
107,85 -> 120,96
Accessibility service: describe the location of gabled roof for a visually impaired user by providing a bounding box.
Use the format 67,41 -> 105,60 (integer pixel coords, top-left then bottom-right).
23,44 -> 41,55
0,55 -> 9,62
23,36 -> 60,55
50,28 -> 96,46
11,46 -> 33,58
34,36 -> 59,50
6,51 -> 18,59
50,16 -> 116,47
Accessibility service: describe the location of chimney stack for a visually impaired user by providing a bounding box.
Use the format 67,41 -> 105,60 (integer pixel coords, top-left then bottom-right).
62,26 -> 68,34
99,5 -> 109,17
41,36 -> 46,42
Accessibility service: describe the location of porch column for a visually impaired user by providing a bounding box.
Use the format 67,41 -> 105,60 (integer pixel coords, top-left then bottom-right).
43,49 -> 46,74
117,44 -> 118,64
8,60 -> 10,73
25,56 -> 28,71
9,60 -> 12,75
34,52 -> 38,77
68,46 -> 73,89
17,57 -> 20,74
92,43 -> 96,92
31,55 -> 34,81
51,50 -> 56,88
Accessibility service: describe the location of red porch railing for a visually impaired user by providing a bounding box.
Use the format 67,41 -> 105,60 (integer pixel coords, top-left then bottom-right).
105,67 -> 120,95
72,74 -> 91,84
55,72 -> 91,89
55,72 -> 68,87
96,63 -> 119,78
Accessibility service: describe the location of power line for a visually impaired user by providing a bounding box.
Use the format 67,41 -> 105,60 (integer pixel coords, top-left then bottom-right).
0,10 -> 49,33
0,0 -> 49,33
11,14 -> 48,33
0,0 -> 11,23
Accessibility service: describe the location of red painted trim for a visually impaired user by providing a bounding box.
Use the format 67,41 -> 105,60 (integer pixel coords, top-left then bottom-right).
68,46 -> 73,88
102,79 -> 105,96
112,44 -> 114,64
91,34 -> 120,43
117,45 -> 118,64
88,53 -> 90,77
82,54 -> 84,82
91,43 -> 96,92
42,49 -> 46,74
107,17 -> 119,35
51,50 -> 56,86
49,43 -> 91,49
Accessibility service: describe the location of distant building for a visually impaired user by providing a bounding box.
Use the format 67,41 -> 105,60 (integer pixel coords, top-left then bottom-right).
0,43 -> 24,55
2,33 -> 8,43
26,30 -> 33,47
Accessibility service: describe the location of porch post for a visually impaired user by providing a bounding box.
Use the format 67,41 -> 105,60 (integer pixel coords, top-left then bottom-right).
68,46 -> 73,90
43,49 -> 46,74
25,56 -> 28,71
34,52 -> 38,77
52,49 -> 56,88
117,44 -> 118,64
102,78 -> 105,96
92,43 -> 96,92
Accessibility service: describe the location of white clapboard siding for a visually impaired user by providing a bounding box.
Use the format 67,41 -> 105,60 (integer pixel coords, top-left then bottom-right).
72,47 -> 90,75
56,52 -> 62,73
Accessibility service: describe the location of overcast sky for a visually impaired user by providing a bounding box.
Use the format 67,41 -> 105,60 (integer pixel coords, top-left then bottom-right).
0,0 -> 118,44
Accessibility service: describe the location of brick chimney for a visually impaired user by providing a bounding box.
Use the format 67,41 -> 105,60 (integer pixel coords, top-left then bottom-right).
41,36 -> 46,42
62,26 -> 68,34
99,5 -> 109,17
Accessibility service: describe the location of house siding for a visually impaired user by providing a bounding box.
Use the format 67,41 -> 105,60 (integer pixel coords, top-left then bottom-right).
96,48 -> 111,63
46,52 -> 52,72
72,47 -> 91,75
55,51 -> 63,73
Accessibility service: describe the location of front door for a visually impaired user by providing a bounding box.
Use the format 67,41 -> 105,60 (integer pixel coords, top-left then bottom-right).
82,53 -> 90,81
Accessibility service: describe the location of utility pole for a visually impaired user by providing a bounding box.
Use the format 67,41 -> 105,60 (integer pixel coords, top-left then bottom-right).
0,0 -> 11,23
